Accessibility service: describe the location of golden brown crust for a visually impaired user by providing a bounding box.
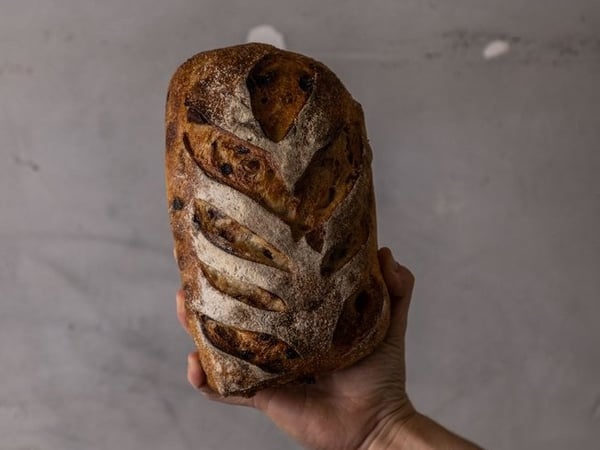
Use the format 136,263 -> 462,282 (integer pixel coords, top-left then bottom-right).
166,43 -> 389,397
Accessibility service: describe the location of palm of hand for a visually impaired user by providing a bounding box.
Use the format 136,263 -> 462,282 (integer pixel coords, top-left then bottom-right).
178,248 -> 415,450
253,338 -> 412,450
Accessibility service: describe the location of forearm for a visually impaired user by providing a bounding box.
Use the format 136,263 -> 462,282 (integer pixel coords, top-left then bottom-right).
366,412 -> 483,450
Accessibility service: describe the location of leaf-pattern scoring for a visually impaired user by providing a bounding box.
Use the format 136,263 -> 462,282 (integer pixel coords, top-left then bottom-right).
172,49 -> 379,377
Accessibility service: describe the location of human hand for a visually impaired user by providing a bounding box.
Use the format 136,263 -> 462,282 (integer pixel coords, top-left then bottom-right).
175,247 -> 417,449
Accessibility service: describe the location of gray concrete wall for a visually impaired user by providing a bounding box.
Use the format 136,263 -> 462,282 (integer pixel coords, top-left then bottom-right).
1,1 -> 599,449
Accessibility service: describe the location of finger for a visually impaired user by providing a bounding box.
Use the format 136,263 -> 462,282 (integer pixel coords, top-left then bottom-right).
378,247 -> 415,300
201,388 -> 256,407
187,351 -> 206,388
378,247 -> 415,338
176,289 -> 191,336
187,351 -> 255,407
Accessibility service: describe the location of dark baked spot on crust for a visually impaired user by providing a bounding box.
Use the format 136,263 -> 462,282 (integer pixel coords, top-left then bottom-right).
217,227 -> 235,243
199,314 -> 300,373
249,70 -> 275,87
182,283 -> 193,299
298,73 -> 315,92
239,350 -> 256,360
285,348 -> 300,359
177,253 -> 187,270
354,291 -> 369,313
258,332 -> 276,342
220,163 -> 233,175
171,197 -> 184,211
199,260 -> 286,312
243,159 -> 261,173
193,198 -> 292,272
326,187 -> 336,205
192,210 -> 203,231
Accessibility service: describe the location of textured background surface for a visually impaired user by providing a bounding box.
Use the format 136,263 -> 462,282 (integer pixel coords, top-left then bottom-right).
1,1 -> 599,449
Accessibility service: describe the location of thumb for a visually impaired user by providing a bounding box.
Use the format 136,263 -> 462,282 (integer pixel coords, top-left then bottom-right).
378,247 -> 415,341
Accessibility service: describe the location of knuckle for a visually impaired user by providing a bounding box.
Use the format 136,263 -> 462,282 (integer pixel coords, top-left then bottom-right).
398,265 -> 415,287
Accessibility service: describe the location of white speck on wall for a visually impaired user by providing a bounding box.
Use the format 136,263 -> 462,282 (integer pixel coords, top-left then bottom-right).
246,25 -> 286,49
483,40 -> 510,60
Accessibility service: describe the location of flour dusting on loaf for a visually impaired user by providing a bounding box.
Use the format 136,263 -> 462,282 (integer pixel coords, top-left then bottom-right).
165,43 -> 390,397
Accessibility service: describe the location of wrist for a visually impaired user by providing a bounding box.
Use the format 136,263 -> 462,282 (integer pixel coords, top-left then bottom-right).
359,401 -> 417,450
363,410 -> 484,450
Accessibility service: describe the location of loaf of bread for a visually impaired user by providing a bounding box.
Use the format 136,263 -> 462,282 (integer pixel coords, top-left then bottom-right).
165,43 -> 390,397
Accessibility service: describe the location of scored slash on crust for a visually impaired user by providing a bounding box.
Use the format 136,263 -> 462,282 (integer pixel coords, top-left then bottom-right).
199,313 -> 300,374
192,197 -> 292,273
199,260 -> 287,312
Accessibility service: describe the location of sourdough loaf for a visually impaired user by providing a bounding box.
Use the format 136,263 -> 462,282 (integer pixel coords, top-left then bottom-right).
165,43 -> 390,397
